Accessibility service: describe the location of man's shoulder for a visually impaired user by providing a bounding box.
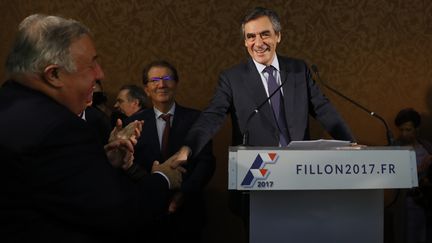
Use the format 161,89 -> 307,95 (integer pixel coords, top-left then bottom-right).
0,81 -> 84,148
175,104 -> 200,113
174,104 -> 201,118
0,81 -> 73,124
126,108 -> 153,124
277,55 -> 308,73
222,59 -> 250,74
277,55 -> 304,63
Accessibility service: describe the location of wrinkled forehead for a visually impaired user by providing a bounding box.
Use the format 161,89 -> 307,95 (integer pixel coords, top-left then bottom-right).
244,16 -> 276,34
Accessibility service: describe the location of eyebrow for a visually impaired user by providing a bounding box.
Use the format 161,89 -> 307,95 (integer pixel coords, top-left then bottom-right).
246,30 -> 271,37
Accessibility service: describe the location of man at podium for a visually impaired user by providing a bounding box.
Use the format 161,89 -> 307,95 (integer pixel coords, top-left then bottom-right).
168,5 -> 355,237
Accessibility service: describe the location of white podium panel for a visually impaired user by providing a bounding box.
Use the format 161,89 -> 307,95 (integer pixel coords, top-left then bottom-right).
228,146 -> 418,243
229,146 -> 417,190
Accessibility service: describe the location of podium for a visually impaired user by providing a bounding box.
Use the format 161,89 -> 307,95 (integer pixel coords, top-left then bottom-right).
228,145 -> 418,243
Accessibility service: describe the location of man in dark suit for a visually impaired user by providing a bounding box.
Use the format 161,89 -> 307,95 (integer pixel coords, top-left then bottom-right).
169,5 -> 356,236
0,14 -> 183,242
84,80 -> 112,144
126,60 -> 215,243
83,105 -> 112,144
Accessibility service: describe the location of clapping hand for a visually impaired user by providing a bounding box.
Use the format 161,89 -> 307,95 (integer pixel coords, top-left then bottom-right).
105,119 -> 143,170
109,119 -> 143,142
105,138 -> 136,170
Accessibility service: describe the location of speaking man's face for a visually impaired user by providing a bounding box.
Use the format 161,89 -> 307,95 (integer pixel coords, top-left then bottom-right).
244,16 -> 280,66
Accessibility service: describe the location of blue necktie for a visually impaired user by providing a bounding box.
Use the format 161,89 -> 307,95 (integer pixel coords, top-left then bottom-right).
264,66 -> 288,146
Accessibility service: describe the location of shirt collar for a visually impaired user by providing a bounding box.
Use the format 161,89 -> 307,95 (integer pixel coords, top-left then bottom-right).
80,109 -> 86,121
154,103 -> 176,118
253,55 -> 280,74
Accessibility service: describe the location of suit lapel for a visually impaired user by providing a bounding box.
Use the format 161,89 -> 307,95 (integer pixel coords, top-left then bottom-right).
145,110 -> 162,154
169,104 -> 186,154
279,57 -> 295,139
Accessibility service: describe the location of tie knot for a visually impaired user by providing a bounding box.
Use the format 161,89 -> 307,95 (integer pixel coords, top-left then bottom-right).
264,65 -> 276,75
159,113 -> 171,122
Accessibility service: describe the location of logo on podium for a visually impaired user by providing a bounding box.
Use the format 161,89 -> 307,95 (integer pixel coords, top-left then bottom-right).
241,152 -> 278,187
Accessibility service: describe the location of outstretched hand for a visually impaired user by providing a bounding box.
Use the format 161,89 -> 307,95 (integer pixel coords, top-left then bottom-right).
152,160 -> 186,189
150,146 -> 190,189
164,146 -> 191,169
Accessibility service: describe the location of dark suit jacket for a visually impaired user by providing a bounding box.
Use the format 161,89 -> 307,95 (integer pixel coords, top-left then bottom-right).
84,106 -> 112,144
0,81 -> 170,242
126,105 -> 215,242
185,55 -> 355,155
127,104 -> 215,194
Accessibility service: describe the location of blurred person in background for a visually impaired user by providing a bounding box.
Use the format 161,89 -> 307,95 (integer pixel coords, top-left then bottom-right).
395,108 -> 432,243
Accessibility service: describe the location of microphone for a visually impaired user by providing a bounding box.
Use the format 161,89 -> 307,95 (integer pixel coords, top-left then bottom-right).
242,74 -> 288,146
311,64 -> 394,145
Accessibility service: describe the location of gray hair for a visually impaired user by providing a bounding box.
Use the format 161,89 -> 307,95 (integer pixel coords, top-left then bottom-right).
5,14 -> 90,75
241,7 -> 281,38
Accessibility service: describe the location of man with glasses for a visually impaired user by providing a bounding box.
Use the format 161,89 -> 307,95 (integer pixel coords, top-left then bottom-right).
169,6 -> 355,237
125,60 -> 216,243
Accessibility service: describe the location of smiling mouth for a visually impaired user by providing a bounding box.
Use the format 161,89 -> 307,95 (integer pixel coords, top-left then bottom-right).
156,89 -> 170,93
254,47 -> 269,54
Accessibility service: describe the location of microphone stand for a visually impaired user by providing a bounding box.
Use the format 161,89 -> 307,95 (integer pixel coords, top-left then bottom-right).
311,65 -> 394,146
242,77 -> 288,146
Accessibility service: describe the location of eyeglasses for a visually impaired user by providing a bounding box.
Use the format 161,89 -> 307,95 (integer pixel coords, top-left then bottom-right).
148,75 -> 175,84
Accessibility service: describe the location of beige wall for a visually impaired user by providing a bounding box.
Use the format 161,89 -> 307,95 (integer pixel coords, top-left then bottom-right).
1,0 -> 432,242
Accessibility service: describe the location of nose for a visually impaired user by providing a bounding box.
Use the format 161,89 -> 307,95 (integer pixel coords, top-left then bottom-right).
94,62 -> 105,80
255,35 -> 264,45
156,79 -> 168,88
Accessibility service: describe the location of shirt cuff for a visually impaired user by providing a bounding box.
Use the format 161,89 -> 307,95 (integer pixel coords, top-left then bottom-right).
153,171 -> 171,189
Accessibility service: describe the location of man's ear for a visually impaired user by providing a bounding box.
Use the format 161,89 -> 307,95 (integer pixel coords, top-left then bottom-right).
43,65 -> 63,88
132,98 -> 140,107
143,85 -> 150,96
